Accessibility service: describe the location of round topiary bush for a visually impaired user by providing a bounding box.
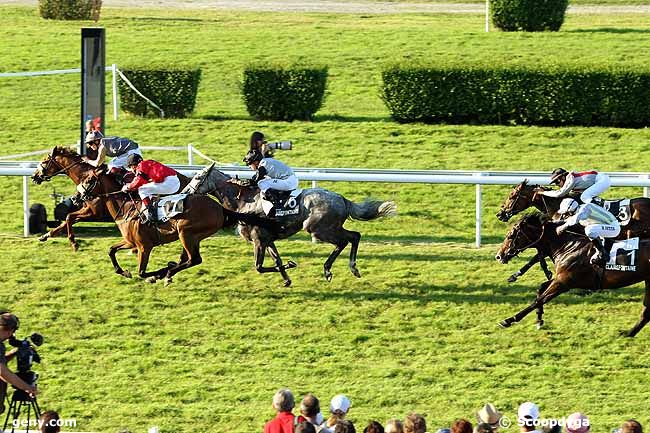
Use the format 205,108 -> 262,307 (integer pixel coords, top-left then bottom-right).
242,64 -> 328,121
117,67 -> 202,118
490,0 -> 568,32
39,0 -> 102,21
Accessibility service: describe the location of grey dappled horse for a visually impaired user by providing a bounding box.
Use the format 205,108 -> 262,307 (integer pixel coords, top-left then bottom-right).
182,163 -> 397,286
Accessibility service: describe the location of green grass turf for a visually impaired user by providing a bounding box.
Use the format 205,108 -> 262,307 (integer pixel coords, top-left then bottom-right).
1,6 -> 650,433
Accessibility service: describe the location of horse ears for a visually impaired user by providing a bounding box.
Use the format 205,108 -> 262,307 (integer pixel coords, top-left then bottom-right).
522,179 -> 528,186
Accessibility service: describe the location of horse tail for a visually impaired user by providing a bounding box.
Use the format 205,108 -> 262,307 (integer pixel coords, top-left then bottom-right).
222,207 -> 279,230
346,199 -> 397,221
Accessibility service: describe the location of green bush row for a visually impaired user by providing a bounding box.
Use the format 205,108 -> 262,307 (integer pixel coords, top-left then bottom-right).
118,67 -> 201,119
242,64 -> 328,121
381,64 -> 650,127
38,0 -> 102,20
490,0 -> 568,32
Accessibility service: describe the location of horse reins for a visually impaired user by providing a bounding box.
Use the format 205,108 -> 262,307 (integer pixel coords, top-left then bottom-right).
39,156 -> 84,181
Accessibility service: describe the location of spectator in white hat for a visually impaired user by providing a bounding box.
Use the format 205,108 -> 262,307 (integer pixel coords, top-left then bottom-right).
477,404 -> 503,432
326,395 -> 351,429
518,402 -> 541,433
565,413 -> 589,433
385,419 -> 404,433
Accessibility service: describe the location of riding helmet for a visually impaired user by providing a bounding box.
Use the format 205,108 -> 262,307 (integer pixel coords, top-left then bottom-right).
126,153 -> 143,167
550,167 -> 568,185
85,130 -> 104,144
243,149 -> 264,165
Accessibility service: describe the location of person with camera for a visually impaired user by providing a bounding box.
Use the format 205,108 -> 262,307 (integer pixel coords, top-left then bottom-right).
0,313 -> 38,405
242,148 -> 298,217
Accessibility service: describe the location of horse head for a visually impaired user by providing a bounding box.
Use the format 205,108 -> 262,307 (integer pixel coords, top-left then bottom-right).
496,180 -> 539,222
32,146 -> 88,185
77,169 -> 121,201
495,213 -> 546,264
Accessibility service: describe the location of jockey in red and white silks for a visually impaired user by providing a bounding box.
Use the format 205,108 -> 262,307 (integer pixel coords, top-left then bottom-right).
541,168 -> 611,204
122,154 -> 180,203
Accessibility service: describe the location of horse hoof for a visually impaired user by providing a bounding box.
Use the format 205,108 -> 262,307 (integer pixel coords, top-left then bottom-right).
324,271 -> 333,282
164,276 -> 173,286
167,261 -> 178,268
146,276 -> 157,284
499,318 -> 513,328
283,279 -> 292,287
38,234 -> 49,242
507,275 -> 517,283
72,243 -> 79,252
122,270 -> 132,279
536,322 -> 544,330
286,260 -> 297,269
620,330 -> 635,338
350,267 -> 361,278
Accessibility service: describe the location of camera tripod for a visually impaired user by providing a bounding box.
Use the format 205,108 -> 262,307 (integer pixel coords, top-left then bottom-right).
3,387 -> 41,433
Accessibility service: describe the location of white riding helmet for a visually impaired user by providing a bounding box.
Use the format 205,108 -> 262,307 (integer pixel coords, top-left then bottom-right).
558,198 -> 579,215
85,130 -> 103,144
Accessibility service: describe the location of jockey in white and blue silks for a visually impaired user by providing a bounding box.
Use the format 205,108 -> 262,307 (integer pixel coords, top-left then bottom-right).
243,149 -> 298,195
541,168 -> 611,204
555,198 -> 620,266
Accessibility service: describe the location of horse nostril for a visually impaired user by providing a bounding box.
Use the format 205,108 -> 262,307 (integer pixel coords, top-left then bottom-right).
495,254 -> 501,261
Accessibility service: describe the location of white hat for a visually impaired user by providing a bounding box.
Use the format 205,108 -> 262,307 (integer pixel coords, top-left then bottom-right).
477,403 -> 503,425
518,402 -> 540,423
330,394 -> 351,414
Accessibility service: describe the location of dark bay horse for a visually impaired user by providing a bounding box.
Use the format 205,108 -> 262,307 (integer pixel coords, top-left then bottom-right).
495,214 -> 650,337
79,171 -> 272,285
31,146 -> 189,251
495,180 -> 650,282
181,164 -> 397,286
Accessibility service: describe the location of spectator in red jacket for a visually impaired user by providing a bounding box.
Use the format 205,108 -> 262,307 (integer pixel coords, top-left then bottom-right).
122,153 -> 180,223
264,388 -> 305,433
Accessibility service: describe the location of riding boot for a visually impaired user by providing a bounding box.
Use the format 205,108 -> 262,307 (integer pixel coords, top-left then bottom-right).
589,238 -> 607,267
263,190 -> 278,218
141,197 -> 157,225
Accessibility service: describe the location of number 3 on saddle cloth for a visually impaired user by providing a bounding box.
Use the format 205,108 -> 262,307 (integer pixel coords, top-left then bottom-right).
601,198 -> 632,226
606,237 -> 639,272
261,189 -> 302,218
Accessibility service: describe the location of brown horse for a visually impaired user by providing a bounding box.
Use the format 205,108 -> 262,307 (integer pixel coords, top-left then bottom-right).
31,146 -> 189,251
79,171 -> 273,284
495,213 -> 650,337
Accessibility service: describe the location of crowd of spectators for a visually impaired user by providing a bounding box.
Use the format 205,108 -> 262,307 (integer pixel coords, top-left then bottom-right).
262,390 -> 644,433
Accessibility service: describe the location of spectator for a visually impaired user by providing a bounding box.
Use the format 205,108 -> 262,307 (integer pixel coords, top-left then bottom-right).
296,422 -> 317,433
385,419 -> 404,433
620,420 -> 643,433
541,425 -> 561,433
364,421 -> 384,433
335,420 -> 356,433
404,413 -> 426,433
264,388 -> 305,433
327,395 -> 352,429
452,419 -> 473,433
39,410 -> 60,433
565,413 -> 589,433
435,430 -> 451,433
475,423 -> 494,433
518,402 -> 541,433
300,393 -> 330,433
477,403 -> 503,432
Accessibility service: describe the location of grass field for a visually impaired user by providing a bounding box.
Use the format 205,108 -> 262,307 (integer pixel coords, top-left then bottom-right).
1,5 -> 650,433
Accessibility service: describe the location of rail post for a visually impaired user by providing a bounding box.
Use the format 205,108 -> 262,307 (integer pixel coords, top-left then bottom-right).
644,174 -> 650,198
23,175 -> 30,237
112,63 -> 119,121
187,143 -> 194,165
475,173 -> 483,248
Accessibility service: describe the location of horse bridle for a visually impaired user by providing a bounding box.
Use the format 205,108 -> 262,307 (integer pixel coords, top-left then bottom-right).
506,220 -> 546,257
38,154 -> 83,181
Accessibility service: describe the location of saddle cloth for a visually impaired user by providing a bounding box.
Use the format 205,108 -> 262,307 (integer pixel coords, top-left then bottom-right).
155,194 -> 187,223
603,198 -> 632,226
261,189 -> 302,217
606,237 -> 639,272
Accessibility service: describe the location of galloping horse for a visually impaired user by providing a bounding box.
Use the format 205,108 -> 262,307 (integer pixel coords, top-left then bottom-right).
495,214 -> 650,337
495,180 -> 650,281
31,146 -> 189,251
79,170 -> 272,285
182,164 -> 397,286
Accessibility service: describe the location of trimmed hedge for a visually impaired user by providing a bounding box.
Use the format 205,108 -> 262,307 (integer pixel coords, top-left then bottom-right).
118,67 -> 201,118
39,0 -> 102,20
490,0 -> 568,32
381,64 -> 650,127
242,64 -> 328,121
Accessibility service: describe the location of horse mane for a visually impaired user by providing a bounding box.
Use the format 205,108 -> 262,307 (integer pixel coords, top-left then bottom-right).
52,146 -> 83,161
515,211 -> 548,227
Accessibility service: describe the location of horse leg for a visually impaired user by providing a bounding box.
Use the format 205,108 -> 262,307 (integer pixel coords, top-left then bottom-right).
136,246 -> 166,283
500,280 -> 568,328
109,239 -> 134,278
252,239 -> 284,274
623,279 -> 650,337
39,205 -> 94,251
535,280 -> 552,330
266,242 -> 296,287
314,227 -> 360,281
539,254 -> 553,280
163,232 -> 204,285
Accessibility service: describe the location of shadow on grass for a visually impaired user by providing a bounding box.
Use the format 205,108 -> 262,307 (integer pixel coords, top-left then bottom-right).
567,28 -> 650,34
124,16 -> 223,24
314,114 -> 392,123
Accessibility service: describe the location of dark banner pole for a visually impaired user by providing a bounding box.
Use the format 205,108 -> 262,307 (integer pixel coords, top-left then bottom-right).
80,28 -> 105,155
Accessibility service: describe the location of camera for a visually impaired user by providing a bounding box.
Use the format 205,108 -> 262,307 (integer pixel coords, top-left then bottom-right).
7,333 -> 43,386
265,141 -> 292,151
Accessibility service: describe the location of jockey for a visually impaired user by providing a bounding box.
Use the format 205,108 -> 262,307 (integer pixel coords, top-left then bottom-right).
555,198 -> 620,267
84,131 -> 142,179
541,168 -> 611,204
243,149 -> 298,216
121,154 -> 180,224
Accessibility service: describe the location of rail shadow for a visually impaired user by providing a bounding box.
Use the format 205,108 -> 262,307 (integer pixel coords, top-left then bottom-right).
567,28 -> 650,34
